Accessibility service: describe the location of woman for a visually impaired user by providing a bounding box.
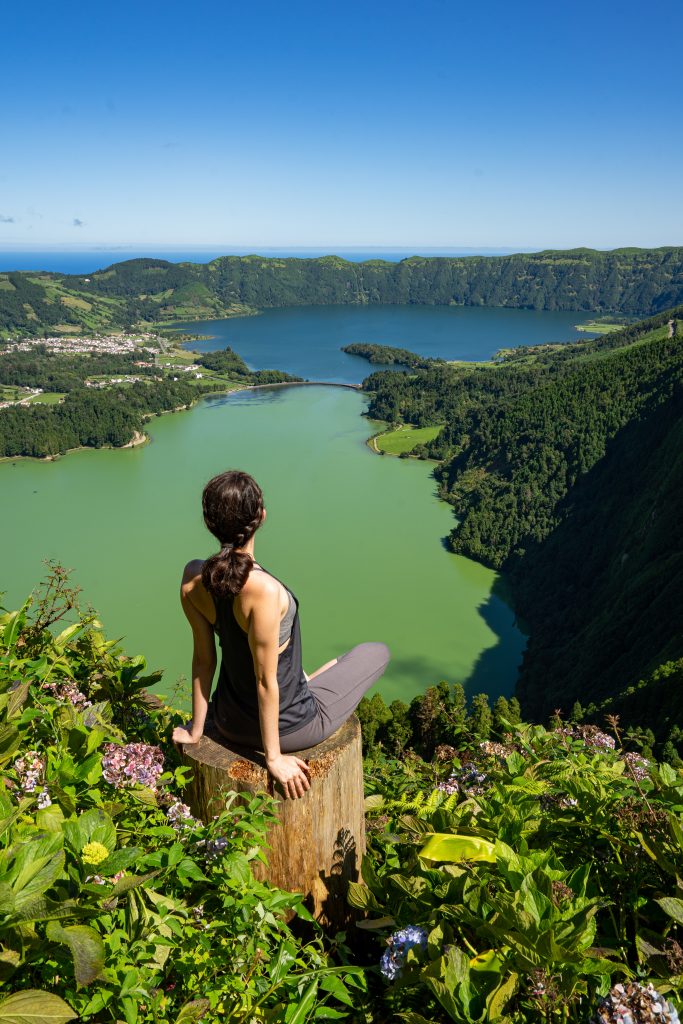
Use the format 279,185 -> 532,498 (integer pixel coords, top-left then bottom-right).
172,469 -> 390,799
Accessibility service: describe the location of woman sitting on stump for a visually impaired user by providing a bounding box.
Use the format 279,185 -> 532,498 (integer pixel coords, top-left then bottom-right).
172,469 -> 390,799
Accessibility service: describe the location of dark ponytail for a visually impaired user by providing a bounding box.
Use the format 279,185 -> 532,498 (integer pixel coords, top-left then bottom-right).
201,471 -> 264,599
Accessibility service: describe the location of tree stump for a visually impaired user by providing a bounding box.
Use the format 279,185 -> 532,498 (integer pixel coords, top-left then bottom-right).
181,715 -> 366,930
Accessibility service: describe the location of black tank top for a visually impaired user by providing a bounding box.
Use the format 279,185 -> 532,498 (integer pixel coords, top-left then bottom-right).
212,566 -> 317,737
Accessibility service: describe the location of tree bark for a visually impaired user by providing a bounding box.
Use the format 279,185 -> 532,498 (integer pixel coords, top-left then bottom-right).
181,714 -> 365,930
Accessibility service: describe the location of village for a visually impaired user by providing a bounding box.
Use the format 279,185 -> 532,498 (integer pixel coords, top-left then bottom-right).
0,331 -> 206,408
2,331 -> 161,356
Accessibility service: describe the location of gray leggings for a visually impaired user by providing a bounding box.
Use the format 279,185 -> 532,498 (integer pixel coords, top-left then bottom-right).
280,642 -> 391,752
214,642 -> 390,753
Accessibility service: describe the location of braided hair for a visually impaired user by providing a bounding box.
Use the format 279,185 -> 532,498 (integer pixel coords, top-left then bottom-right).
201,470 -> 265,598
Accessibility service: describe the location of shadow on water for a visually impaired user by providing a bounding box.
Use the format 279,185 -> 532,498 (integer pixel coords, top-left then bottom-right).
387,652 -> 460,691
435,502 -> 526,699
461,585 -> 527,701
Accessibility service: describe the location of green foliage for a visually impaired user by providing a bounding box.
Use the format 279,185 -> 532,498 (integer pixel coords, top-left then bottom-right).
357,724 -> 683,1023
514,392 -> 683,732
0,568 -> 362,1022
2,569 -> 682,1024
194,347 -> 251,376
342,344 -> 442,370
359,683 -> 498,760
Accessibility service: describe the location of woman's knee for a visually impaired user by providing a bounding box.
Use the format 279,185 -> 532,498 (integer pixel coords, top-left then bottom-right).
353,641 -> 390,671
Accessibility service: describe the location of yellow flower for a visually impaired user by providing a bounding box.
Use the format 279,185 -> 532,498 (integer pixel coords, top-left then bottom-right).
82,841 -> 110,866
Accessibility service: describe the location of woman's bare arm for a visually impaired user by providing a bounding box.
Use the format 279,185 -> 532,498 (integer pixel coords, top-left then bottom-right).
245,575 -> 311,799
173,562 -> 217,745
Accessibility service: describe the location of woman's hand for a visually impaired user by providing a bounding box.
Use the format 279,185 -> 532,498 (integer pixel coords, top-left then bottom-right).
172,722 -> 202,746
267,754 -> 311,799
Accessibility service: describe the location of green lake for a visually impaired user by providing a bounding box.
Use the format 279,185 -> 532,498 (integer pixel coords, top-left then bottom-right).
0,384 -> 525,706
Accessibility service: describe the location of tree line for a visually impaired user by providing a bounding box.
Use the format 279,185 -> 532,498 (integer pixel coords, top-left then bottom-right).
72,249 -> 683,315
0,380 -> 199,458
0,347 -> 157,392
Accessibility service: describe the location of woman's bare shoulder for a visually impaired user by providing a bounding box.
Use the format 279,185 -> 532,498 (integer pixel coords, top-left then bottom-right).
240,567 -> 280,601
181,558 -> 205,592
180,560 -> 216,623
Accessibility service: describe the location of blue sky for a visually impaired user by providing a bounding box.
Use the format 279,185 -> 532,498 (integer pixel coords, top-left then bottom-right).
2,0 -> 681,250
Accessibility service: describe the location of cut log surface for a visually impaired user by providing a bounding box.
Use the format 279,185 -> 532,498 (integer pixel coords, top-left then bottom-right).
182,714 -> 366,929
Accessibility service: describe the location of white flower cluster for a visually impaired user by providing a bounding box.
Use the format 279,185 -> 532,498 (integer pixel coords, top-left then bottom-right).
13,751 -> 45,793
166,800 -> 200,832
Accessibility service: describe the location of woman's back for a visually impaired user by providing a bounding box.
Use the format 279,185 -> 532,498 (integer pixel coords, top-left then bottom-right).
212,565 -> 317,739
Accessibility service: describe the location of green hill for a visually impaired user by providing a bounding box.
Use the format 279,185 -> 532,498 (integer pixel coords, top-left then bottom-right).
360,308 -> 683,751
514,385 -> 683,733
2,246 -> 683,337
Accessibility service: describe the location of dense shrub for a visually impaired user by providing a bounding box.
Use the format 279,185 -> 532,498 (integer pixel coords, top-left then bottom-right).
0,567 -> 362,1023
3,569 -> 683,1024
355,725 -> 683,1022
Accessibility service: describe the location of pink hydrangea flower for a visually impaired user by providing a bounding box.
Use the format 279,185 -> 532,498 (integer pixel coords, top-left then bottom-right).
102,742 -> 164,790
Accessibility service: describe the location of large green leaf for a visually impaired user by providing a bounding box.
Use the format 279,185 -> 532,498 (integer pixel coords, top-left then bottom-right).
63,808 -> 115,854
657,896 -> 683,925
8,895 -> 91,925
36,805 -> 65,833
287,980 -> 318,1024
175,999 -> 210,1024
346,882 -> 381,911
53,624 -> 83,649
222,852 -> 251,885
0,607 -> 28,653
1,836 -> 65,908
46,921 -> 104,987
0,727 -> 21,766
419,834 -> 496,865
0,990 -> 77,1024
6,683 -> 30,721
107,869 -> 159,897
486,972 -> 519,1020
96,848 -> 141,877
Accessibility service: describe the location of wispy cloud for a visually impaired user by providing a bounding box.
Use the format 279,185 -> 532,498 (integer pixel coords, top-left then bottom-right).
0,214 -> 15,223
73,218 -> 85,227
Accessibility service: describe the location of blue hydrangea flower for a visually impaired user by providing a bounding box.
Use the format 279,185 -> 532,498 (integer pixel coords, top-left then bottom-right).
380,926 -> 428,980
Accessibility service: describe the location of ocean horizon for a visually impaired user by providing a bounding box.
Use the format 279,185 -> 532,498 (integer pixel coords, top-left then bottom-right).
0,246 -> 532,275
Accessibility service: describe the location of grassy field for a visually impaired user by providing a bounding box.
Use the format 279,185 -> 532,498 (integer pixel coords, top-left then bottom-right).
26,392 -> 65,405
575,320 -> 628,333
375,423 -> 442,454
156,347 -> 199,365
0,386 -> 22,402
0,387 -> 65,406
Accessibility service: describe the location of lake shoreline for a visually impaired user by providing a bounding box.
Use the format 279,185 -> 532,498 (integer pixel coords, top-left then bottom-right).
0,380 -> 362,464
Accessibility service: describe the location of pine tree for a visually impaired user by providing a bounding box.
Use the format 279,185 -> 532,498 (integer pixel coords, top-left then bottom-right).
386,700 -> 412,755
469,693 -> 493,741
570,701 -> 584,723
493,695 -> 510,733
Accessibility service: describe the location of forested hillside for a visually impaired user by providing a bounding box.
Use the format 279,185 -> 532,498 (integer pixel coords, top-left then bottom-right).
361,309 -> 683,748
2,247 -> 683,336
514,388 -> 683,739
